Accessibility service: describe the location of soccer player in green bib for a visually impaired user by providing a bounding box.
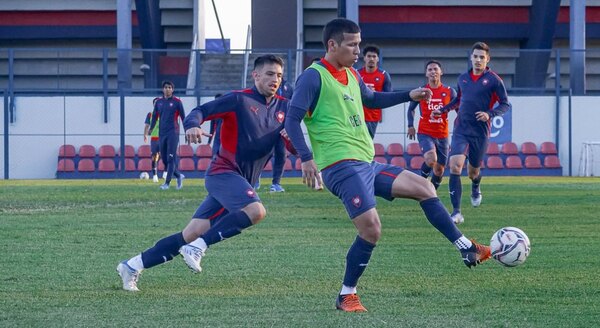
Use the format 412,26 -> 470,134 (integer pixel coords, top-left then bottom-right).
285,18 -> 492,312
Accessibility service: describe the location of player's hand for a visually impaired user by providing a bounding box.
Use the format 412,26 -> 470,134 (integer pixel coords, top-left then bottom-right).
475,111 -> 490,122
432,109 -> 443,117
143,135 -> 148,143
407,127 -> 416,140
301,160 -> 321,189
365,83 -> 375,91
185,127 -> 211,144
409,87 -> 432,102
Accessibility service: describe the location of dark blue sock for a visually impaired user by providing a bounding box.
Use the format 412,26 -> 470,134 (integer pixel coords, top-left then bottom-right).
449,174 -> 462,212
202,211 -> 253,246
420,162 -> 432,178
420,197 -> 462,243
342,236 -> 375,287
141,232 -> 186,269
471,175 -> 482,196
431,174 -> 443,190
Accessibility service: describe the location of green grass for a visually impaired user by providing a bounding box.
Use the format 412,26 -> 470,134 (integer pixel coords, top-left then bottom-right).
1,177 -> 599,327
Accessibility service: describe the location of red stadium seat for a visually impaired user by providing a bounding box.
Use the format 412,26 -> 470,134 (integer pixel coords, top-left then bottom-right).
524,156 -> 542,169
505,155 -> 523,169
283,158 -> 293,171
406,143 -> 421,156
390,156 -> 406,168
59,144 -> 76,158
501,142 -> 519,155
137,158 -> 152,171
197,158 -> 211,171
486,156 -> 504,169
158,160 -> 165,171
374,143 -> 385,156
544,155 -> 561,168
520,142 -> 538,155
119,145 -> 136,158
540,142 -> 558,155
294,158 -> 302,171
386,143 -> 404,156
118,158 -> 136,172
137,145 -> 152,158
98,158 -> 116,172
374,156 -> 387,164
78,145 -> 96,158
179,158 -> 196,171
98,145 -> 116,158
410,156 -> 425,170
196,144 -> 213,158
263,161 -> 273,171
486,142 -> 500,155
77,158 -> 96,172
177,144 -> 194,158
57,158 -> 75,172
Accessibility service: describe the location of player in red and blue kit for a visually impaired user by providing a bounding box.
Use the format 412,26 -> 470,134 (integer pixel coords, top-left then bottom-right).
143,97 -> 161,182
408,60 -> 456,190
357,45 -> 392,139
117,55 -> 295,291
434,42 -> 511,224
285,19 -> 492,312
149,81 -> 186,190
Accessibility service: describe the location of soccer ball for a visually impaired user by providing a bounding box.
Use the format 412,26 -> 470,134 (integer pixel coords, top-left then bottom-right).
490,227 -> 531,267
139,172 -> 150,180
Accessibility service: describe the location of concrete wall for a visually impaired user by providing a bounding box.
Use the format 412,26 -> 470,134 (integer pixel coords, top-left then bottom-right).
1,95 -> 598,179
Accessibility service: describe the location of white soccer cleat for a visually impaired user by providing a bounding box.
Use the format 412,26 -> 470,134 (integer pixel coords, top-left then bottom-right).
451,212 -> 464,225
179,245 -> 205,273
159,183 -> 169,190
471,193 -> 482,207
176,174 -> 185,190
152,175 -> 159,183
116,261 -> 140,292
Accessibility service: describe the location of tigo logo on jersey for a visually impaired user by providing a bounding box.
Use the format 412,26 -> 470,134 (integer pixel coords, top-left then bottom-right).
276,111 -> 285,123
351,195 -> 362,208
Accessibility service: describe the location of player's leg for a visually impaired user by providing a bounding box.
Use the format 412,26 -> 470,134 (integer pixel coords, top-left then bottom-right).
467,137 -> 487,207
323,161 -> 378,312
151,139 -> 160,182
159,137 -> 171,189
180,173 -> 266,272
448,134 -> 469,223
373,162 -> 491,268
270,139 -> 286,192
417,134 -> 436,178
431,137 -> 449,190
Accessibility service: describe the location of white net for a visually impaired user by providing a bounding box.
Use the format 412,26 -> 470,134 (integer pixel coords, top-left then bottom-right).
579,142 -> 600,176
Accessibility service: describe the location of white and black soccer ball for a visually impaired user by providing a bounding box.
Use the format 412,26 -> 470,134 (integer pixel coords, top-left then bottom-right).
490,227 -> 531,267
139,172 -> 150,180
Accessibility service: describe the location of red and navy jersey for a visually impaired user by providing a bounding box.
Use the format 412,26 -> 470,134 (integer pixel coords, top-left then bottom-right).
441,68 -> 511,138
357,67 -> 392,122
408,84 -> 456,139
149,96 -> 186,137
184,86 -> 291,185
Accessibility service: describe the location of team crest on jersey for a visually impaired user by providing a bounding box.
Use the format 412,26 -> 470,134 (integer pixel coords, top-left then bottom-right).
246,189 -> 256,197
276,111 -> 285,123
482,79 -> 489,85
375,77 -> 380,82
442,92 -> 447,97
250,106 -> 259,114
351,195 -> 362,208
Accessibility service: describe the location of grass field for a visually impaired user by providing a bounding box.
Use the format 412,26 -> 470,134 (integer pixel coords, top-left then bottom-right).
1,177 -> 599,327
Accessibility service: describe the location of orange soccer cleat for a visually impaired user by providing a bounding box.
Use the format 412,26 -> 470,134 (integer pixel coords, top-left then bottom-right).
335,294 -> 367,312
461,239 -> 492,268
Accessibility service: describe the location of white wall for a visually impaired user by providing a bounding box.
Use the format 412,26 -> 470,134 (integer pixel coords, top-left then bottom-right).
0,95 -> 595,179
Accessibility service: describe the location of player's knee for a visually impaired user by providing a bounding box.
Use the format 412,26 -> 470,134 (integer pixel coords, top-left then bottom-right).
243,202 -> 266,224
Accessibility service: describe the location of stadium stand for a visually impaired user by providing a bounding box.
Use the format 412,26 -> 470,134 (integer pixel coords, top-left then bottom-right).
524,155 -> 542,169
501,142 -> 519,156
137,145 -> 152,158
98,158 -> 116,172
505,156 -> 523,169
374,156 -> 387,164
179,158 -> 196,171
486,156 -> 504,169
540,142 -> 558,155
409,156 -> 425,170
79,145 -> 96,158
386,143 -> 403,156
196,145 -> 213,158
137,158 -> 152,172
119,158 -> 137,172
77,158 -> 96,172
374,143 -> 385,156
486,142 -> 500,155
59,144 -> 76,158
406,143 -> 421,156
544,155 -> 562,168
119,145 -> 136,158
197,158 -> 211,171
390,156 -> 406,168
284,158 -> 293,171
98,145 -> 116,158
263,161 -> 273,171
177,145 -> 194,158
57,158 -> 75,172
520,142 -> 538,155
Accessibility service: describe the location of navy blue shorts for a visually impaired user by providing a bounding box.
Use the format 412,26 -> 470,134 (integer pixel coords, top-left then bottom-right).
449,133 -> 488,167
150,139 -> 160,156
417,133 -> 449,166
192,173 -> 260,221
322,160 -> 404,219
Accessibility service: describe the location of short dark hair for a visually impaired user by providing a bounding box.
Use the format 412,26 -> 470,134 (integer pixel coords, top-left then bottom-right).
253,54 -> 284,70
362,45 -> 380,57
471,42 -> 490,55
214,93 -> 223,99
162,80 -> 174,88
322,18 -> 360,50
425,60 -> 442,71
